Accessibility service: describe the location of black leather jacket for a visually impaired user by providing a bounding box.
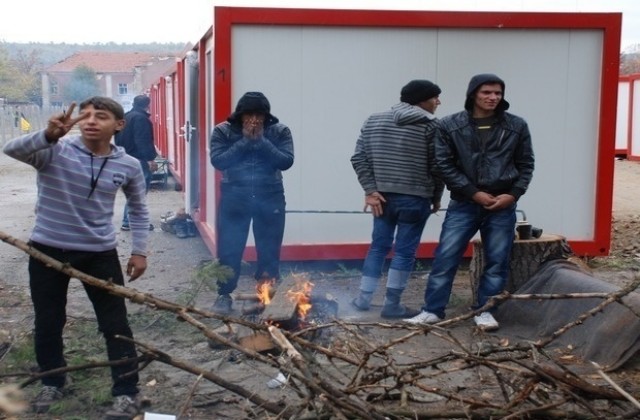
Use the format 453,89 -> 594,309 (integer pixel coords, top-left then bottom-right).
210,121 -> 294,193
435,110 -> 534,202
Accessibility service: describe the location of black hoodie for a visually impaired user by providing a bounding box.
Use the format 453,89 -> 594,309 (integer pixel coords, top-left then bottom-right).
463,73 -> 510,114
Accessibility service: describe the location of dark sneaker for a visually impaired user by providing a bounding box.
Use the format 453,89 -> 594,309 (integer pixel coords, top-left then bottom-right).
350,297 -> 370,311
212,294 -> 232,315
174,220 -> 188,239
380,304 -> 420,319
104,395 -> 140,420
122,224 -> 153,231
185,219 -> 197,237
33,385 -> 63,413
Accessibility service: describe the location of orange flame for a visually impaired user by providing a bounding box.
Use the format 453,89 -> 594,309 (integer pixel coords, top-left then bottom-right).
286,279 -> 314,319
257,279 -> 275,305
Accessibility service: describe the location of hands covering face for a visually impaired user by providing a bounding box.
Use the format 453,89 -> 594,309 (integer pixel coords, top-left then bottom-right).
242,113 -> 265,140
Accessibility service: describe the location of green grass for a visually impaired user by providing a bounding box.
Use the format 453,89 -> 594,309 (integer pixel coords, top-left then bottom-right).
0,318 -> 115,418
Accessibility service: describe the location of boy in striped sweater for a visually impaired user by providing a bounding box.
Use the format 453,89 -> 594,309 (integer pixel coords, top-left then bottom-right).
3,97 -> 149,419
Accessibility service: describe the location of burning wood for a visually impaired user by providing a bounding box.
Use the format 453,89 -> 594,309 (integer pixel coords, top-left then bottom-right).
234,291 -> 274,302
241,302 -> 265,315
232,275 -> 338,353
285,279 -> 314,320
260,275 -> 309,323
257,278 -> 275,305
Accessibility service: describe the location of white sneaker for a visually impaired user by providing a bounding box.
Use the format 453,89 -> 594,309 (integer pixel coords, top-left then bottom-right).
474,312 -> 499,331
403,311 -> 442,325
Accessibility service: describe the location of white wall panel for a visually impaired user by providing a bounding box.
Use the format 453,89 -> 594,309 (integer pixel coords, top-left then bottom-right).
230,25 -> 604,247
616,81 -> 630,153
631,80 -> 640,158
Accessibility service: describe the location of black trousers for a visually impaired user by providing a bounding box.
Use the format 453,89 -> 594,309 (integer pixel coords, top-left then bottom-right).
28,242 -> 139,397
216,187 -> 286,295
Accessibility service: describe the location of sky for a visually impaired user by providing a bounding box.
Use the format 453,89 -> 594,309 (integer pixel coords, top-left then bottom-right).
1,0 -> 640,51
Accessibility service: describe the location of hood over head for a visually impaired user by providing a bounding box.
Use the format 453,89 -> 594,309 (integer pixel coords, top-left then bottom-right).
227,92 -> 279,126
392,102 -> 436,126
464,73 -> 510,113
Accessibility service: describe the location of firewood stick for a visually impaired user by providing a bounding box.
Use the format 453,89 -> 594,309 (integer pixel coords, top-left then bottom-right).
241,302 -> 265,315
267,325 -> 302,362
177,373 -> 203,419
0,230 -> 266,330
235,291 -> 274,301
592,362 -> 640,409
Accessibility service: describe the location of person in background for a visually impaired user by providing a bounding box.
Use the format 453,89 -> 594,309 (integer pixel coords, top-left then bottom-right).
405,73 -> 534,330
209,92 -> 294,314
115,94 -> 157,231
3,97 -> 150,419
350,80 -> 444,319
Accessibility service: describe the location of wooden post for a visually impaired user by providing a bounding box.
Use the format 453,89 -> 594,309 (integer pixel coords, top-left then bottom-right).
469,233 -> 567,304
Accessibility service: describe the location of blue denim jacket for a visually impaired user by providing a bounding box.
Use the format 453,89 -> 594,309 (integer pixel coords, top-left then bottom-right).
210,121 -> 294,192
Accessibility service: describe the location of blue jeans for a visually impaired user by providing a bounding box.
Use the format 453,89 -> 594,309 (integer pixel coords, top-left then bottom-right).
424,199 -> 516,318
361,193 -> 431,284
122,159 -> 152,226
216,185 -> 286,295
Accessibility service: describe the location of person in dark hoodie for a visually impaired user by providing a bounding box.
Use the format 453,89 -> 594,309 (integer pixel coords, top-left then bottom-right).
350,80 -> 444,319
209,92 -> 294,314
115,94 -> 157,231
405,73 -> 534,330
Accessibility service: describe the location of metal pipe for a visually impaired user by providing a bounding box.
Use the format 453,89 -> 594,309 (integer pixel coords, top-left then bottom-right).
286,208 -> 527,220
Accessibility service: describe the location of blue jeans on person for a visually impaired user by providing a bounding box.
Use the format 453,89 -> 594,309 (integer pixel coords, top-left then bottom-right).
423,199 -> 516,319
28,242 -> 139,397
216,185 -> 286,295
122,159 -> 152,227
361,193 -> 431,284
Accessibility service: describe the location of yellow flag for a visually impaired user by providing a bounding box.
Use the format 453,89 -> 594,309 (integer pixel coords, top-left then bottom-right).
20,117 -> 31,132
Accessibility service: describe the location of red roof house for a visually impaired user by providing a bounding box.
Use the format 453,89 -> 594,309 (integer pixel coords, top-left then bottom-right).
41,51 -> 177,110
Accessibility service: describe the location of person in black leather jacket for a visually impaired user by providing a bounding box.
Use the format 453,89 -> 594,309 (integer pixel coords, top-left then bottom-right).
209,92 -> 294,314
405,73 -> 534,330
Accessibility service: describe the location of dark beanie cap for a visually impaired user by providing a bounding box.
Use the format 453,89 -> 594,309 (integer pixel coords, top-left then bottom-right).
400,80 -> 441,105
464,73 -> 510,113
133,95 -> 150,108
227,91 -> 279,125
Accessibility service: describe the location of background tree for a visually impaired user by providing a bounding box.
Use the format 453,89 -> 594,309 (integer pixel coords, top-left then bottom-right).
620,44 -> 640,75
620,53 -> 640,75
62,65 -> 100,104
0,45 -> 30,102
12,48 -> 43,105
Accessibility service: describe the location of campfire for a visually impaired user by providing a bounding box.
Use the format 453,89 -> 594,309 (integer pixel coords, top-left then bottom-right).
231,274 -> 338,352
242,275 -> 335,325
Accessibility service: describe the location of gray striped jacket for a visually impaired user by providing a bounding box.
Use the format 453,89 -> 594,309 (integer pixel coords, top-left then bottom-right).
351,102 -> 443,202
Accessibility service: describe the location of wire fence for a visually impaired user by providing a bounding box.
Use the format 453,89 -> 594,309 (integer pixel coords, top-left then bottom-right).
0,105 -> 64,147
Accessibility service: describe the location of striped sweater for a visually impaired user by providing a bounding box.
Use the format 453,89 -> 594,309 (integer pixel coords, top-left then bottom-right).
351,102 -> 444,201
3,130 -> 150,256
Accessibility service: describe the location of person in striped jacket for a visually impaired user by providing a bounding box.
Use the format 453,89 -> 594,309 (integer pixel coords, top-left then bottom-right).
3,97 -> 149,419
350,80 -> 444,319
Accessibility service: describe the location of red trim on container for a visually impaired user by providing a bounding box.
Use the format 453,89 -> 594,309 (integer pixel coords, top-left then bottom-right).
180,7 -> 623,260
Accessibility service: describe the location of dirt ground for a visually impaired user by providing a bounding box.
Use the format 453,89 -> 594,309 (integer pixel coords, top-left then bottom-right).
1,151 -> 640,419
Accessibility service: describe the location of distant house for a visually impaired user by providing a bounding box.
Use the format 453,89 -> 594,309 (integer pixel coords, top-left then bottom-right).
41,51 -> 178,110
